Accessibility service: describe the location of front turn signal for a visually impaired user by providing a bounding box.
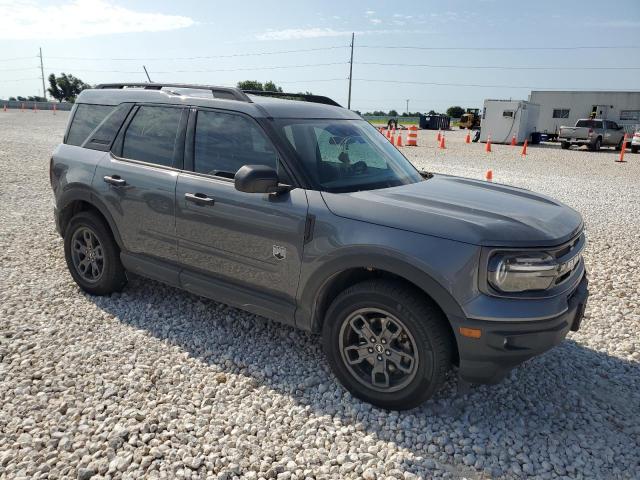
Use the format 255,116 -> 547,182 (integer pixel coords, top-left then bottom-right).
459,327 -> 482,339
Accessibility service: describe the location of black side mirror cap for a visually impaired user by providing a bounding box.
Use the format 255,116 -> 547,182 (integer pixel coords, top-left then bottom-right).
234,165 -> 291,194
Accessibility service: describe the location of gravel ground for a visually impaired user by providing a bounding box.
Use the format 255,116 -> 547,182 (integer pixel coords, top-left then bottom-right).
1,111 -> 639,480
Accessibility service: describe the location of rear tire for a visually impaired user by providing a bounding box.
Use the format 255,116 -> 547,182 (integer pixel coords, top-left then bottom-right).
322,279 -> 453,410
590,137 -> 602,152
63,211 -> 127,295
561,141 -> 570,150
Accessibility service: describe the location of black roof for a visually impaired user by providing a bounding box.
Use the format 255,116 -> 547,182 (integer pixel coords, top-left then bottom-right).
85,82 -> 358,120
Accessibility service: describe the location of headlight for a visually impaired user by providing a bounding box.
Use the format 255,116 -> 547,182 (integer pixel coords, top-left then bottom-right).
488,252 -> 558,293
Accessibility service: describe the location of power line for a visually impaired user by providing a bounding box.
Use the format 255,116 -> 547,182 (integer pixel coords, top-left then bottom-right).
46,62 -> 348,74
358,44 -> 640,51
357,61 -> 640,71
0,56 -> 36,62
44,46 -> 349,62
353,78 -> 639,90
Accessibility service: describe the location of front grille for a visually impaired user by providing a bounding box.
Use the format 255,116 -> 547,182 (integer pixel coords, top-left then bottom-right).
550,232 -> 585,287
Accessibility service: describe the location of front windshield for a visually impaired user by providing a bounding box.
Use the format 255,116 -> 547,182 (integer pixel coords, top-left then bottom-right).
276,119 -> 424,193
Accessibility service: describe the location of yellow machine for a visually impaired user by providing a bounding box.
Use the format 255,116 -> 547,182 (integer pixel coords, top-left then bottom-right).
459,108 -> 481,130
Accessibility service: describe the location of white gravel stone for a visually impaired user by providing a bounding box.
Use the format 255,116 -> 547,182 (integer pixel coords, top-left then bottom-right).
0,114 -> 638,479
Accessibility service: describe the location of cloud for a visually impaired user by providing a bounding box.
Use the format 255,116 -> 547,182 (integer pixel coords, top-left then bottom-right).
256,28 -> 432,41
369,18 -> 382,25
365,10 -> 375,16
255,28 -> 355,41
0,0 -> 195,40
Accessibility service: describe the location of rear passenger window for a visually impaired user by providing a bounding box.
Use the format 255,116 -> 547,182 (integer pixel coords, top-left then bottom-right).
66,104 -> 115,146
122,106 -> 182,167
194,110 -> 278,178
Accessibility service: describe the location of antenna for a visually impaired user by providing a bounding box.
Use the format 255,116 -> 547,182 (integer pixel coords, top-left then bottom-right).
143,65 -> 152,83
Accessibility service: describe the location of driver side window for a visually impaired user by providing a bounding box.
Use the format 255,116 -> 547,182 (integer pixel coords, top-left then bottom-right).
194,110 -> 282,179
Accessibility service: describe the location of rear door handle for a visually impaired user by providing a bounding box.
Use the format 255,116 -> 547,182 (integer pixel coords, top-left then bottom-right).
185,192 -> 215,205
103,175 -> 126,186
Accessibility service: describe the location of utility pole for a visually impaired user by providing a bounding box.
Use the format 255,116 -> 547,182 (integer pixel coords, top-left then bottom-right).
406,99 -> 409,115
347,32 -> 354,110
39,47 -> 46,100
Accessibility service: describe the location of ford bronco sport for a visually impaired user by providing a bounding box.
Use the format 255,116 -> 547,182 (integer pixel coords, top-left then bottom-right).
51,83 -> 589,410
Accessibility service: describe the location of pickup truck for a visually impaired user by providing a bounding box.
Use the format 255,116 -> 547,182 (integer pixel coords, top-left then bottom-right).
559,119 -> 626,151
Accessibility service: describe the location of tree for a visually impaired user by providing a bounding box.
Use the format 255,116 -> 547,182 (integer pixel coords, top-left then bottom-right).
17,96 -> 27,101
27,96 -> 46,102
388,109 -> 398,117
237,80 -> 284,92
48,73 -> 89,103
446,106 -> 465,118
237,80 -> 263,91
263,81 -> 283,93
8,96 -> 16,101
427,109 -> 437,115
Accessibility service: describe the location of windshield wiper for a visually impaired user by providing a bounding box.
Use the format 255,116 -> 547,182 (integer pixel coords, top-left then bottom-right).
419,171 -> 433,179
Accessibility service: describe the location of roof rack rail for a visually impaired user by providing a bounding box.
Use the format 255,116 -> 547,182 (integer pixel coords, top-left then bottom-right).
242,90 -> 342,108
94,83 -> 252,103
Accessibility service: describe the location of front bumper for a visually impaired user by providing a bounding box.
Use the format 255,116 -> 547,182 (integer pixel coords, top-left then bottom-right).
455,274 -> 589,384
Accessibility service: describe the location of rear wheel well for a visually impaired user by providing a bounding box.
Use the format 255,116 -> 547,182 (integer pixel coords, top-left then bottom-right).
59,200 -> 118,246
314,267 -> 459,365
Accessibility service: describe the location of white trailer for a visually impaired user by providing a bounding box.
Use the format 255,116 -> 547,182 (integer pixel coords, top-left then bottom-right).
528,91 -> 640,139
479,100 -> 540,144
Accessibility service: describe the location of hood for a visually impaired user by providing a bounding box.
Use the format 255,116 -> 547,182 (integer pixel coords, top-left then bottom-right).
321,174 -> 583,247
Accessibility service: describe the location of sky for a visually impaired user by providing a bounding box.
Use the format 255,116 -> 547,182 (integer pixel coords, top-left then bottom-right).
0,0 -> 639,113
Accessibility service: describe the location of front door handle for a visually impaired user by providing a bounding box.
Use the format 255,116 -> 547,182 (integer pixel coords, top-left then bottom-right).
185,192 -> 215,205
103,175 -> 126,186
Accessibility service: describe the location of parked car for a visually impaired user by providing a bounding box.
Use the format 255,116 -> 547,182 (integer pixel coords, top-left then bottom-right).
50,83 -> 589,410
559,119 -> 626,151
631,127 -> 640,154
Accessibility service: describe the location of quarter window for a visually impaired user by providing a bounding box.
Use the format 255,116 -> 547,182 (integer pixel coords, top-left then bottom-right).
552,109 -> 570,119
122,106 -> 183,167
194,110 -> 278,178
66,104 -> 115,146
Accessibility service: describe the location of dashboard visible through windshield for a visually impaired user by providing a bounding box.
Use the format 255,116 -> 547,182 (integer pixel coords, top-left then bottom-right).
276,119 -> 424,193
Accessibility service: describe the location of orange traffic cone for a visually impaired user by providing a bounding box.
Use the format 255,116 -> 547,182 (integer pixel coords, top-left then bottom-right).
439,134 -> 446,149
389,130 -> 395,146
510,135 -> 516,146
485,135 -> 492,153
485,170 -> 493,182
53,103 -> 56,115
3,104 -> 6,112
521,139 -> 528,156
386,128 -> 391,139
465,129 -> 471,144
407,125 -> 418,146
616,134 -> 628,163
396,131 -> 403,147
21,102 -> 25,112
33,103 -> 37,113
436,130 -> 441,143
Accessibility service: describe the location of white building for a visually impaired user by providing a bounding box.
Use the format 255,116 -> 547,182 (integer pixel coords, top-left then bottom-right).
480,91 -> 640,143
529,91 -> 640,139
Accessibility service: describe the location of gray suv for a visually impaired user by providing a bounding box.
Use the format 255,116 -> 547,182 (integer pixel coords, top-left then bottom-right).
51,83 -> 589,410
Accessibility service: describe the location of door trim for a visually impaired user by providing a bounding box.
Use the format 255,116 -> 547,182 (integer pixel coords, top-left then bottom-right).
119,251 -> 296,325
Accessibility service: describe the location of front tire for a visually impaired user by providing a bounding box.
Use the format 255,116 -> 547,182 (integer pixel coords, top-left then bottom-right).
561,141 -> 570,150
63,211 -> 127,295
632,145 -> 639,154
322,280 -> 453,410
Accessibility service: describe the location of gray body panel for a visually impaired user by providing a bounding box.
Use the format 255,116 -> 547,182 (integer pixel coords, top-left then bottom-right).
93,155 -> 179,262
175,172 -> 308,311
321,174 -> 583,247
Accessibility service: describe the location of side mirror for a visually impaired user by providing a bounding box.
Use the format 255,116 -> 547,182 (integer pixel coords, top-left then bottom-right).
234,165 -> 290,194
